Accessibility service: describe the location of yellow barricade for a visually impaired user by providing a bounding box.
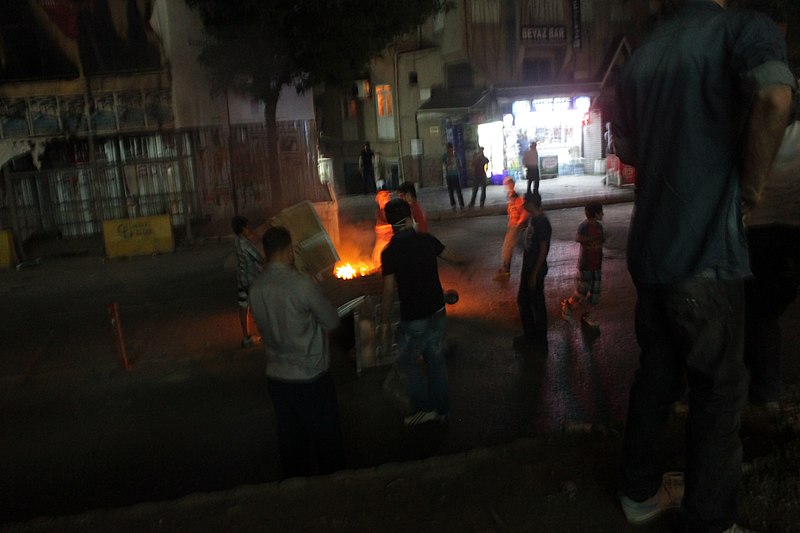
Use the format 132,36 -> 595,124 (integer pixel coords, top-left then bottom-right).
103,215 -> 174,258
0,230 -> 17,269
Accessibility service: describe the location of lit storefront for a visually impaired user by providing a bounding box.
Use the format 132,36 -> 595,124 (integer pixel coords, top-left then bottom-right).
478,85 -> 602,182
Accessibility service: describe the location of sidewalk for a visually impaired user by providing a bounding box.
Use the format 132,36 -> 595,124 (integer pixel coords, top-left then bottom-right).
336,174 -> 634,224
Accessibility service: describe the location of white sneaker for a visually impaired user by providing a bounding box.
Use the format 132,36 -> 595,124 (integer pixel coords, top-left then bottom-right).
621,471 -> 684,525
404,410 -> 446,427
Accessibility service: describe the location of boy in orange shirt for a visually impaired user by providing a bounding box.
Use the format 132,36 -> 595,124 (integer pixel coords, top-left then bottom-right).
494,177 -> 528,281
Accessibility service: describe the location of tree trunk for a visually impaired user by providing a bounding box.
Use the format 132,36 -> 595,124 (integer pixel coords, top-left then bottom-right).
262,94 -> 283,212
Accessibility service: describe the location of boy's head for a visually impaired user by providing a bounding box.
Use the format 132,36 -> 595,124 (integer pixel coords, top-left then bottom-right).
384,198 -> 413,231
231,215 -> 249,235
396,181 -> 418,201
523,192 -> 543,213
503,176 -> 515,191
585,202 -> 604,220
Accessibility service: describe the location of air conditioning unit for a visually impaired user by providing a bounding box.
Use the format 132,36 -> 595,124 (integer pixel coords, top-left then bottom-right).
353,80 -> 370,99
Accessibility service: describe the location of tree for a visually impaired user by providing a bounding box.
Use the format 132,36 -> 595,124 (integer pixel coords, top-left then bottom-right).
185,0 -> 449,211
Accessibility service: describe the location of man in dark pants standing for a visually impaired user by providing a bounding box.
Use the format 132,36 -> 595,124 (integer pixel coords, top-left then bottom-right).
522,141 -> 539,195
359,142 -> 376,194
515,192 -> 551,349
379,198 -> 463,426
249,227 -> 345,478
613,1 -> 795,531
468,146 -> 489,209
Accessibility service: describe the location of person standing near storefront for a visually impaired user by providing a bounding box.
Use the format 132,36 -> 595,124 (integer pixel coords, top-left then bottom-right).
442,142 -> 464,211
613,1 -> 795,531
468,146 -> 489,209
522,141 -> 539,195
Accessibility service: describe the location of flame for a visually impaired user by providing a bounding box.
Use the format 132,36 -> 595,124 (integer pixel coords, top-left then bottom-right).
334,260 -> 377,279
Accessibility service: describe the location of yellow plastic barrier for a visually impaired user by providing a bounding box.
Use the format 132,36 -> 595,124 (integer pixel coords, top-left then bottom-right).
103,215 -> 174,258
0,230 -> 17,269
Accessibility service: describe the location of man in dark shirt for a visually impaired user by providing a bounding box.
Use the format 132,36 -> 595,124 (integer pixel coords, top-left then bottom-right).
613,1 -> 795,530
379,198 -> 462,426
515,192 -> 551,348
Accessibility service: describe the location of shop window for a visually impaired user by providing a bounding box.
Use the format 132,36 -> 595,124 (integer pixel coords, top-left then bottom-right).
523,59 -> 551,83
447,63 -> 474,89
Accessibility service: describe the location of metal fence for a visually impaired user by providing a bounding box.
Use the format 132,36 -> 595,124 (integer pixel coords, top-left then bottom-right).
1,133 -> 197,242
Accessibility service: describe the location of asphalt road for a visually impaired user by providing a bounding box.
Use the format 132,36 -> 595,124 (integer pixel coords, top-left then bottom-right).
1,203 -> 798,525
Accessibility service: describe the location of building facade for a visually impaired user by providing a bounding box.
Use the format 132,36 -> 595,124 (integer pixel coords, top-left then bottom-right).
0,0 -> 326,251
317,0 -> 639,194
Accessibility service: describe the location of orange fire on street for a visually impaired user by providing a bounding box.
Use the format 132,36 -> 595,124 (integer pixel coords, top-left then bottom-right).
334,260 -> 378,279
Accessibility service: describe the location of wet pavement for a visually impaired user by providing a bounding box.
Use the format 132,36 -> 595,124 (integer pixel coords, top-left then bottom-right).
1,176 -> 799,531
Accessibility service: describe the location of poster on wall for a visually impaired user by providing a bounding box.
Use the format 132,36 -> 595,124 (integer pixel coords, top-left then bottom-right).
0,98 -> 30,138
30,96 -> 61,135
144,89 -> 173,127
92,93 -> 118,133
118,91 -> 145,130
59,95 -> 88,135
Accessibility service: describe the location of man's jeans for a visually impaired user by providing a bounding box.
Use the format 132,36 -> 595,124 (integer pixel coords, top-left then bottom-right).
517,268 -> 548,339
395,308 -> 450,415
622,277 -> 747,532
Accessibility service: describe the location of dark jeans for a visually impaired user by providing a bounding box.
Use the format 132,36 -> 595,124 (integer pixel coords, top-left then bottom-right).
526,166 -> 540,194
468,174 -> 486,207
622,277 -> 747,533
446,174 -> 464,208
745,225 -> 800,404
517,268 -> 548,339
267,371 -> 345,479
395,307 -> 450,415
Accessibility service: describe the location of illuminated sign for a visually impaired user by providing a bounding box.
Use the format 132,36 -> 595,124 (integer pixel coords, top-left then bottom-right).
521,26 -> 567,43
532,97 -> 572,112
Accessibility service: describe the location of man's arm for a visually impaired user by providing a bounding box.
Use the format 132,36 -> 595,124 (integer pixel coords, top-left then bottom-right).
307,281 -> 340,332
438,246 -> 465,265
741,84 -> 793,211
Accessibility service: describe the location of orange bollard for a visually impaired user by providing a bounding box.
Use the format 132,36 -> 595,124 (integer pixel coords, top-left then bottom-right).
109,301 -> 132,370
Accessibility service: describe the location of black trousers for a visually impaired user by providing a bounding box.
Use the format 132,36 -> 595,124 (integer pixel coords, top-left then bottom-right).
268,371 -> 345,478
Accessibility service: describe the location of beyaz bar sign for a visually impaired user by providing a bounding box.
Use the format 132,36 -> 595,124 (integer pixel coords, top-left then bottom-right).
520,26 -> 567,43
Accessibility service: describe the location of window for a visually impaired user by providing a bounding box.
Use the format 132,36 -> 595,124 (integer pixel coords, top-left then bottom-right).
470,0 -> 501,24
375,84 -> 393,117
523,59 -> 551,83
375,84 -> 395,140
342,96 -> 358,119
446,63 -> 474,89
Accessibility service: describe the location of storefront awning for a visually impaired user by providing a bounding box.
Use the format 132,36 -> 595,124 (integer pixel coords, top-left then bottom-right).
416,87 -> 491,121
